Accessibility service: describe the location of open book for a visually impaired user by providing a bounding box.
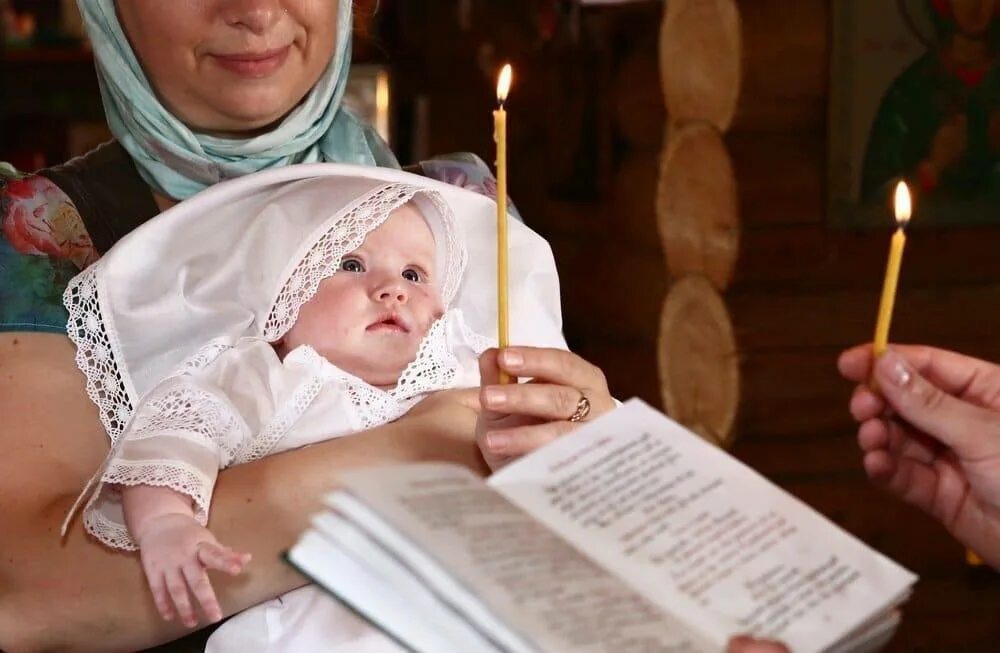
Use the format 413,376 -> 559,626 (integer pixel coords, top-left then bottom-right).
286,399 -> 916,653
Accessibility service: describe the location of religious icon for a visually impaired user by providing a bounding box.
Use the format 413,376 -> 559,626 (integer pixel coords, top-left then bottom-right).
829,0 -> 999,227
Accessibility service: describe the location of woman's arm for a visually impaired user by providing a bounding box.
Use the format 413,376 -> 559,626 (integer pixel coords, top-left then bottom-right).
0,333 -> 484,652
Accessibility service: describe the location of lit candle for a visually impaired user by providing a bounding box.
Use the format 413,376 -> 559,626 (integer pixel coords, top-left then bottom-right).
873,181 -> 911,357
494,63 -> 513,384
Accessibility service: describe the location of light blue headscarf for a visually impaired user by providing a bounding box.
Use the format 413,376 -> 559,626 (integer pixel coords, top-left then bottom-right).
78,1 -> 398,200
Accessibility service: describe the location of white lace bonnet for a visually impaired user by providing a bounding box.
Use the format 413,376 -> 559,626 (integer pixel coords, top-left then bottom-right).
63,163 -> 567,444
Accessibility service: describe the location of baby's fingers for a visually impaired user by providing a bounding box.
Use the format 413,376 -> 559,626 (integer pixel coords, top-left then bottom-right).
148,571 -> 176,622
165,568 -> 197,628
198,541 -> 252,575
182,561 -> 223,624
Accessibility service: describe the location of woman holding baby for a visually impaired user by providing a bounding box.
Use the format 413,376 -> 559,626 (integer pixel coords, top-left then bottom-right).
0,2 -> 616,650
0,2 -> 818,651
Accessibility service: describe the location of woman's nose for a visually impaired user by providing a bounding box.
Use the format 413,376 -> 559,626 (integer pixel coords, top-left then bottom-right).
221,0 -> 283,35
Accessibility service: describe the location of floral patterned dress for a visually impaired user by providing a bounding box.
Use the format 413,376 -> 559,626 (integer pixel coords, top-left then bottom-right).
0,152 -> 509,334
0,164 -> 99,332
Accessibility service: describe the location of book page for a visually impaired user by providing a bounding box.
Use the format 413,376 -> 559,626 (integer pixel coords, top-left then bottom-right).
336,463 -> 714,653
489,400 -> 917,653
288,515 -> 507,653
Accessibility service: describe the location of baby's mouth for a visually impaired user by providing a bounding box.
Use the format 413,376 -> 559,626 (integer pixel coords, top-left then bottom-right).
367,313 -> 411,333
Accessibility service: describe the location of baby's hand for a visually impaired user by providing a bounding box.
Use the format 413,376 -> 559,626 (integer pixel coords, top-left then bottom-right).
134,513 -> 252,628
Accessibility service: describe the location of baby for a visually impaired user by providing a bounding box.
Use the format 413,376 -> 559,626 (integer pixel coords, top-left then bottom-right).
63,174 -> 489,637
119,201 -> 468,625
62,164 -> 568,652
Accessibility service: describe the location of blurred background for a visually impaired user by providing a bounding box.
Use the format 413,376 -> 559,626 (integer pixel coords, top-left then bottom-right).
3,1 -> 1000,650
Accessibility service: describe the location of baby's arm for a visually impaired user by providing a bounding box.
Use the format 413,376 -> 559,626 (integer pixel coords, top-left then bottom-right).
83,343 -> 271,626
122,484 -> 250,628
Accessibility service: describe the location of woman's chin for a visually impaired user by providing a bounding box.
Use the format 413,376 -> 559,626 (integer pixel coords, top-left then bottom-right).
187,85 -> 312,136
192,104 -> 299,137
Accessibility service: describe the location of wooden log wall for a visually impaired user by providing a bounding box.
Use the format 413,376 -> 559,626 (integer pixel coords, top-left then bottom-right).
657,0 -> 741,447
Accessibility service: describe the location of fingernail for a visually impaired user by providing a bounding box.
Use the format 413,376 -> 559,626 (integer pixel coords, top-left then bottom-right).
487,432 -> 510,452
880,350 -> 912,388
484,387 -> 506,407
501,349 -> 523,369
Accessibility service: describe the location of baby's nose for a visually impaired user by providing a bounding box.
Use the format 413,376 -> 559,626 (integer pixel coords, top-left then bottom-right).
375,281 -> 408,304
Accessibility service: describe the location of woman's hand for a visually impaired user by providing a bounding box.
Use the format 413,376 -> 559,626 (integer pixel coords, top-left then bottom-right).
408,386 -> 481,416
838,344 -> 1000,568
476,347 -> 616,471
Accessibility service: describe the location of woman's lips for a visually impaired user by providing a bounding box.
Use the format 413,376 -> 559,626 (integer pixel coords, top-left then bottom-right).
210,46 -> 291,78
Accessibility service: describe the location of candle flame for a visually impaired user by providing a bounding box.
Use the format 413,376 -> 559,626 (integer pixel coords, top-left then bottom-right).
894,181 -> 911,225
497,64 -> 512,103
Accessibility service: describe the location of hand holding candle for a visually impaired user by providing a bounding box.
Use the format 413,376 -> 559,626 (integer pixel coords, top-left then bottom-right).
873,181 -> 912,358
868,182 -> 985,566
494,63 -> 513,384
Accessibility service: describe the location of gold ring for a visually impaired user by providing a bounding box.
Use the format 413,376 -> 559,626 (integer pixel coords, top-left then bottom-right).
568,394 -> 591,423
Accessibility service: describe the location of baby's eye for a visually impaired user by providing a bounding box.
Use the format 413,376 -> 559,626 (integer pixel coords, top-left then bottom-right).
340,257 -> 364,273
402,268 -> 423,283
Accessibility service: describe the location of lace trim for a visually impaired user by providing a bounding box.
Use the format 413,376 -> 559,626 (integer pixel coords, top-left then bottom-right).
64,264 -> 133,443
343,380 -> 421,431
129,380 -> 244,466
234,371 -> 327,464
393,318 -> 460,399
84,460 -> 214,551
176,341 -> 232,376
83,505 -> 136,552
420,188 -> 466,306
341,310 -> 493,430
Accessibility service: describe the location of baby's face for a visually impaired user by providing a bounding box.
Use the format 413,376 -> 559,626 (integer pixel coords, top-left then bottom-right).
279,203 -> 445,387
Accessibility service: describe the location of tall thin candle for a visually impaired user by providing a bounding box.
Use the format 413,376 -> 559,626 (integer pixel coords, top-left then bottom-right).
873,181 -> 911,357
494,64 -> 512,384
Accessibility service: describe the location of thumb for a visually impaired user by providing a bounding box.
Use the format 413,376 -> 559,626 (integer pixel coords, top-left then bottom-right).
478,347 -> 502,387
875,348 -> 993,456
477,348 -> 506,425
